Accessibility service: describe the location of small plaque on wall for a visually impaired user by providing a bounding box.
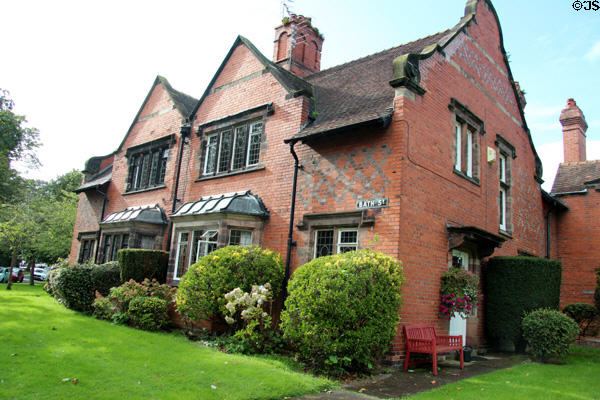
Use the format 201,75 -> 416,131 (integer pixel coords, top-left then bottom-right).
356,197 -> 388,210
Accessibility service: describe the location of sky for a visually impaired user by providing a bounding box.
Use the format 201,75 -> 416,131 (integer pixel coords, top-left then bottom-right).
2,0 -> 599,191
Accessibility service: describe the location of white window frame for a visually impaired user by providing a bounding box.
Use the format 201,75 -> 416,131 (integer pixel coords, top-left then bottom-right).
466,130 -> 473,178
337,228 -> 358,254
499,153 -> 507,184
229,229 -> 252,246
203,134 -> 219,175
454,122 -> 462,171
313,227 -> 358,259
196,230 -> 218,260
499,187 -> 507,231
174,231 -> 189,280
246,122 -> 263,167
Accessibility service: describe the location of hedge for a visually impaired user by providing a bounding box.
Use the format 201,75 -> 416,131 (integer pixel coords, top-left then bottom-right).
484,256 -> 561,352
50,262 -> 122,313
90,261 -> 122,296
281,250 -> 404,375
118,249 -> 169,283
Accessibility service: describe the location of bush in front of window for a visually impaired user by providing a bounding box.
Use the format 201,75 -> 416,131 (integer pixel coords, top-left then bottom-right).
50,262 -> 123,313
484,256 -> 561,352
118,249 -> 169,283
280,249 -> 405,376
176,246 -> 284,328
522,308 -> 579,362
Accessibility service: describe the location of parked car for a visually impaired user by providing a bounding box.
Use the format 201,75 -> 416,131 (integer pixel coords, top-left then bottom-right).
11,268 -> 24,283
0,267 -> 10,283
33,266 -> 51,281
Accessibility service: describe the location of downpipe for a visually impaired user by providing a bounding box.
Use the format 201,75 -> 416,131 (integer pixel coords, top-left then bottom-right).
284,139 -> 302,299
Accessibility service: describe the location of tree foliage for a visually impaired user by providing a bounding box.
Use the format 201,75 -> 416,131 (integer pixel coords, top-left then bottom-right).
0,89 -> 41,203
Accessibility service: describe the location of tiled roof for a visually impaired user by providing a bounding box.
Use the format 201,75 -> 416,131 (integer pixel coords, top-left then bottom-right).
171,191 -> 269,218
102,204 -> 167,225
74,165 -> 112,193
551,160 -> 600,194
292,30 -> 451,140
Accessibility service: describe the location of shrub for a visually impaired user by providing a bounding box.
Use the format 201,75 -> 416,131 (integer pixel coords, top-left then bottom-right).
563,303 -> 598,338
92,278 -> 175,331
44,267 -> 63,296
439,267 -> 481,319
118,249 -> 169,283
176,246 -> 284,326
128,296 -> 170,331
522,308 -> 579,362
90,261 -> 122,296
223,284 -> 275,354
485,256 -> 561,352
281,250 -> 404,375
54,265 -> 95,313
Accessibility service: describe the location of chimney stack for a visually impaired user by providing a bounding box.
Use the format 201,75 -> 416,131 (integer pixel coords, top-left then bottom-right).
273,14 -> 323,77
560,98 -> 587,163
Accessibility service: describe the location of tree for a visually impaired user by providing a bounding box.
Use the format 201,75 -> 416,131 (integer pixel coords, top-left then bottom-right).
0,203 -> 36,290
0,89 -> 40,203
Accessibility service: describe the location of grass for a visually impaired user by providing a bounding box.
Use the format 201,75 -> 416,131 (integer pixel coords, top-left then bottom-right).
403,346 -> 600,399
0,284 -> 332,400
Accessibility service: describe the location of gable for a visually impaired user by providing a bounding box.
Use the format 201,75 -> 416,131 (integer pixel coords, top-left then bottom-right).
212,45 -> 266,89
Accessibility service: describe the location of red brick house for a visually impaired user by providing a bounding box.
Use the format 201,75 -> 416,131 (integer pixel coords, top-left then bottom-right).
70,0 -> 575,358
550,99 -> 600,309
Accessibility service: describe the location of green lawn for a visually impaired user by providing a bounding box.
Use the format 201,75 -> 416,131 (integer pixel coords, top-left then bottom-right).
0,284 -> 332,400
403,346 -> 600,400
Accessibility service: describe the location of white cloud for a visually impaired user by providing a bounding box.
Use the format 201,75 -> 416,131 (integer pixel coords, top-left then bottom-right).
585,41 -> 600,61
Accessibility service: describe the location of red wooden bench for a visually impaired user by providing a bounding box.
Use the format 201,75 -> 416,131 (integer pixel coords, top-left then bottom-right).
403,324 -> 464,376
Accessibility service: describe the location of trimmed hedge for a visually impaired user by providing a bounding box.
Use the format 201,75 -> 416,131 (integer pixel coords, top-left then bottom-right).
118,249 -> 169,283
54,265 -> 94,313
50,262 -> 122,313
522,308 -> 579,361
484,256 -> 561,352
90,261 -> 122,296
281,250 -> 404,375
176,246 -> 284,326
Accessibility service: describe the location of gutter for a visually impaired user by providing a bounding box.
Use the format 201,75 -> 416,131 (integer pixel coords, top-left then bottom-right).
166,120 -> 191,253
93,187 -> 108,263
284,139 -> 302,299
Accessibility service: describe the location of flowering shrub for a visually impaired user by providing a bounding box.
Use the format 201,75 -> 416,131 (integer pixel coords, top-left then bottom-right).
176,246 -> 284,327
92,278 -> 175,331
439,267 -> 481,319
222,283 -> 277,353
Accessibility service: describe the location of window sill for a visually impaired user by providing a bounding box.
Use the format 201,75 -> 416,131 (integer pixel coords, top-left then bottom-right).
453,169 -> 480,186
196,165 -> 265,182
123,184 -> 167,196
498,228 -> 513,238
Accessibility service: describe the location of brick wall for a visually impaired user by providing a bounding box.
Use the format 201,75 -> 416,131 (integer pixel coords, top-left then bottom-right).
556,191 -> 600,308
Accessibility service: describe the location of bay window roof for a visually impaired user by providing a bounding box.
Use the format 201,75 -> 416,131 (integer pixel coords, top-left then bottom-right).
171,191 -> 269,218
102,204 -> 167,225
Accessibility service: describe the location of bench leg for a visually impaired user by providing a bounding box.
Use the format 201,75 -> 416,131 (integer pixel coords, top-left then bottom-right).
459,348 -> 464,370
404,351 -> 410,371
432,354 -> 438,376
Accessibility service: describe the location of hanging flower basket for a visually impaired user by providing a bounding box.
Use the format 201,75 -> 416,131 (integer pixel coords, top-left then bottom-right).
439,267 -> 481,319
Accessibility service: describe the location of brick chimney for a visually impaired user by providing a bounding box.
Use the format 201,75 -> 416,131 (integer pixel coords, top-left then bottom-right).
560,98 -> 588,163
273,14 -> 323,77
